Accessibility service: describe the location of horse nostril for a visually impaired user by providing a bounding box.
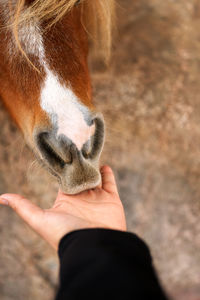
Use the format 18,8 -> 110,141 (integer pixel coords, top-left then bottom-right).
81,116 -> 105,160
36,132 -> 72,170
35,115 -> 104,178
81,138 -> 93,159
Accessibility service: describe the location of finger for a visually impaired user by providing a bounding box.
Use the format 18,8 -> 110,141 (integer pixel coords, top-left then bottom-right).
0,194 -> 44,231
96,180 -> 102,189
57,189 -> 65,199
101,165 -> 119,194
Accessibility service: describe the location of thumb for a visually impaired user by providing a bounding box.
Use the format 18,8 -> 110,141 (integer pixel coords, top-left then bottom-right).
101,165 -> 119,194
0,193 -> 44,231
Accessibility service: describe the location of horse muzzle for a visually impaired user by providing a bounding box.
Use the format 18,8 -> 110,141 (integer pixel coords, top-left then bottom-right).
33,114 -> 105,194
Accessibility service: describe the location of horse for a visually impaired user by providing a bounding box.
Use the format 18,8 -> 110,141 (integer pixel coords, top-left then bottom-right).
0,0 -> 115,194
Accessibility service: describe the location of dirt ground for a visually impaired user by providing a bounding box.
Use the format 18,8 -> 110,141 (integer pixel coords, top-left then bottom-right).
0,0 -> 200,299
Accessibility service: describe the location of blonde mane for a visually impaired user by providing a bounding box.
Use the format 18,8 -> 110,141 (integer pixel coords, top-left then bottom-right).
9,0 -> 115,68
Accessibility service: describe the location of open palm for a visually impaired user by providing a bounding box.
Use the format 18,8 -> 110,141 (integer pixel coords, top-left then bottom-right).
0,166 -> 126,250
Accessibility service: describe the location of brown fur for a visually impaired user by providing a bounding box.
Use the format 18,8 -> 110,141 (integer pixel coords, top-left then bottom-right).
9,0 -> 115,65
0,6 -> 91,137
0,1 -> 107,193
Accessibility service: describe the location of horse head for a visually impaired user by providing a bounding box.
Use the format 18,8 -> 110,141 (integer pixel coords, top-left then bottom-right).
0,0 -> 114,194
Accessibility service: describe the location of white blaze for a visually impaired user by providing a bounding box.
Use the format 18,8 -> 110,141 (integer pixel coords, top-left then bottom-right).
40,67 -> 95,150
16,20 -> 95,150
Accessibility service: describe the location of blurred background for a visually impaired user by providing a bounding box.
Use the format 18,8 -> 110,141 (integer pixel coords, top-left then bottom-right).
0,0 -> 200,299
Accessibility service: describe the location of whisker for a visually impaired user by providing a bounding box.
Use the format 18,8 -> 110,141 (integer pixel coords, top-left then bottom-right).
26,158 -> 43,183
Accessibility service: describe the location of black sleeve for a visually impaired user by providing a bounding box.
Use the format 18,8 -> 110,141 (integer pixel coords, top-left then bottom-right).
55,228 -> 169,300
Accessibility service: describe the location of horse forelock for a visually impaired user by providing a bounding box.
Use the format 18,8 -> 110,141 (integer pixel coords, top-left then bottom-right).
1,0 -> 115,66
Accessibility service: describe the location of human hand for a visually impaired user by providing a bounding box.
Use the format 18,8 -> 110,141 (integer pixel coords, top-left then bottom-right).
0,166 -> 126,250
